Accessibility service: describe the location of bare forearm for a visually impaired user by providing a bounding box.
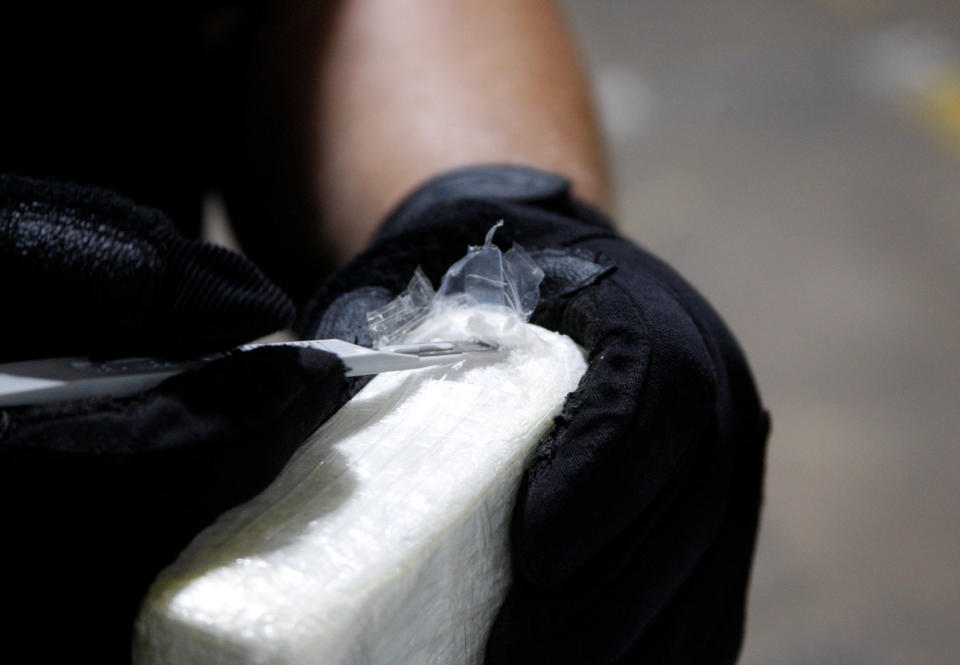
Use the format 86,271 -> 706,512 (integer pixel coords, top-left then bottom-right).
315,0 -> 609,262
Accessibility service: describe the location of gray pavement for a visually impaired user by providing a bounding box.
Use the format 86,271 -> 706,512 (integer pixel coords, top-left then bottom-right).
561,0 -> 960,662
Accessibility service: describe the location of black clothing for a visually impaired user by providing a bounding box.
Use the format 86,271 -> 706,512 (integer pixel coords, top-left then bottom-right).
2,4 -> 330,299
2,6 -> 211,236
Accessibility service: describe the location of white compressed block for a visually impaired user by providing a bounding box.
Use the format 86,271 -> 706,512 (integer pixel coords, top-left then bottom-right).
134,307 -> 587,665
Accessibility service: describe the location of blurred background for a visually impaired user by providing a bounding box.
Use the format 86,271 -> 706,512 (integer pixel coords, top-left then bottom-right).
559,0 -> 959,662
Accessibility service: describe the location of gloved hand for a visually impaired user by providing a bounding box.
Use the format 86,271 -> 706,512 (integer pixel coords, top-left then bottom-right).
0,173 -> 294,361
0,174 -> 349,663
301,165 -> 770,665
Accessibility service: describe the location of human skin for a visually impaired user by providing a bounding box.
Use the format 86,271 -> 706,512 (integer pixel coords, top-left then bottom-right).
219,0 -> 609,290
313,0 -> 610,262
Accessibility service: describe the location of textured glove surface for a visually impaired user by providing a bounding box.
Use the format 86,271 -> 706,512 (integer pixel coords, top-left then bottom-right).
302,165 -> 770,665
0,172 -> 295,361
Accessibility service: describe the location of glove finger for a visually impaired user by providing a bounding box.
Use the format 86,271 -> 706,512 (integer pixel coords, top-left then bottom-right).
0,173 -> 294,361
0,345 -> 345,662
517,274 -> 719,585
157,239 -> 295,356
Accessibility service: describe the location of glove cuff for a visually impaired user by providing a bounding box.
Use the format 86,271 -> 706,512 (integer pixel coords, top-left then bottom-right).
377,163 -> 615,240
376,164 -> 570,238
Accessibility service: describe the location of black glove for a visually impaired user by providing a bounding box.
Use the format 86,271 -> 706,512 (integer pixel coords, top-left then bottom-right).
0,174 -> 349,663
0,172 -> 295,361
301,165 -> 770,665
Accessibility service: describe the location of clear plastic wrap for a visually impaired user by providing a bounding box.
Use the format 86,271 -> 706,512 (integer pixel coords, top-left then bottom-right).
134,225 -> 585,665
367,221 -> 544,347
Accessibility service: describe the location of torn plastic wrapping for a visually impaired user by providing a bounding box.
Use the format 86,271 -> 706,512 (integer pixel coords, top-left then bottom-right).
134,224 -> 585,664
367,221 -> 544,348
